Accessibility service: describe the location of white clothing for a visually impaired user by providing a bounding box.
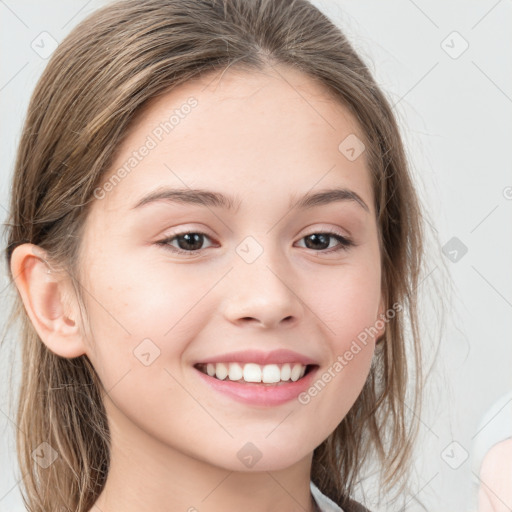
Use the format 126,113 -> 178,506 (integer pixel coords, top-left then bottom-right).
310,481 -> 345,512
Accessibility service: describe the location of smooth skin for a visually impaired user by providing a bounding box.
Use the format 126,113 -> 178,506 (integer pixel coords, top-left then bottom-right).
11,63 -> 385,512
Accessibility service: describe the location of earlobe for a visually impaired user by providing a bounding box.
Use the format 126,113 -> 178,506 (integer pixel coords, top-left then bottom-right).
10,243 -> 87,359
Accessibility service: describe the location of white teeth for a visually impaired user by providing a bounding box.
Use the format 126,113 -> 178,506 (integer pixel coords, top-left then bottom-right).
281,363 -> 291,381
228,362 -> 243,381
215,362 -> 228,380
243,363 -> 262,383
262,364 -> 281,383
290,363 -> 303,382
199,362 -> 309,383
206,363 -> 216,377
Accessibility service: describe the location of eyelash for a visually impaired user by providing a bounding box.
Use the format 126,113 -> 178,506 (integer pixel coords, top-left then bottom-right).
156,229 -> 355,256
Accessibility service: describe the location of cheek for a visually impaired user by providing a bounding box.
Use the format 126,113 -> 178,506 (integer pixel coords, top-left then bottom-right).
311,258 -> 382,348
79,251 -> 214,387
296,320 -> 375,443
74,233 -> 383,471
294,259 -> 381,431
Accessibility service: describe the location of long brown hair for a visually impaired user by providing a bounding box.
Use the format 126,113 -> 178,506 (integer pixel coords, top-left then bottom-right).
3,0 -> 436,510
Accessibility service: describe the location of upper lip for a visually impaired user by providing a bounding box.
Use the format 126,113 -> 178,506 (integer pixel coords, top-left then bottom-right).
194,349 -> 318,366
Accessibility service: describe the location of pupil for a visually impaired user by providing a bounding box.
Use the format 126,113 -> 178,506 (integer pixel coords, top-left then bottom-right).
305,233 -> 329,250
178,233 -> 203,251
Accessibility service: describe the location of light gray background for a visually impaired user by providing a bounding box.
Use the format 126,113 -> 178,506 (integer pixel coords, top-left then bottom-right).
1,1 -> 511,511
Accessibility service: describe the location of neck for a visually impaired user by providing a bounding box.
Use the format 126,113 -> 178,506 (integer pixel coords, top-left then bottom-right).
89,405 -> 318,512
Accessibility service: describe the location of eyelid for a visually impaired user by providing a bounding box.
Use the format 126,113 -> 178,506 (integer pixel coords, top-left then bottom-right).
300,225 -> 354,243
296,227 -> 355,253
156,225 -> 355,257
156,229 -> 216,256
301,226 -> 349,238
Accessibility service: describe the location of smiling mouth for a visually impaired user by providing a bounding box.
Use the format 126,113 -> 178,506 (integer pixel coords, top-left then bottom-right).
194,362 -> 317,385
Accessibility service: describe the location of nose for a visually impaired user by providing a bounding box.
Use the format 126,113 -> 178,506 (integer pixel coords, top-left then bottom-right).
221,248 -> 304,329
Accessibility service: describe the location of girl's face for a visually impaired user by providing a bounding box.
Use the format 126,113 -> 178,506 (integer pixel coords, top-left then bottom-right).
78,64 -> 385,472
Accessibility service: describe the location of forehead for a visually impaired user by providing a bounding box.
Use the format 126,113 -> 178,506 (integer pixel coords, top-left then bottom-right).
94,63 -> 373,216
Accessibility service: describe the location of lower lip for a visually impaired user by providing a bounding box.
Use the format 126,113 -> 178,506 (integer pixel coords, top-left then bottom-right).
194,366 -> 319,406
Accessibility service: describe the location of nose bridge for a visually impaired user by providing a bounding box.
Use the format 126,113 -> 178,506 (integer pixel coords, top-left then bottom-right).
222,234 -> 303,327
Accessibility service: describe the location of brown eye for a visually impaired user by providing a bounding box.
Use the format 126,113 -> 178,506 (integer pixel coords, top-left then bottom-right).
298,232 -> 354,253
157,232 -> 214,255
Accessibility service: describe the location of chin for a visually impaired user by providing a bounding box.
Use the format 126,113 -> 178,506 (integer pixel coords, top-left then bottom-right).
202,440 -> 313,473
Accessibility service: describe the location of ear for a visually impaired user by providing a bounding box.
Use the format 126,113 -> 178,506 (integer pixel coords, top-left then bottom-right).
10,243 -> 87,358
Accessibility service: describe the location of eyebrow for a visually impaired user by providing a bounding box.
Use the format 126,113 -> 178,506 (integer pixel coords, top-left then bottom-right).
131,187 -> 370,213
